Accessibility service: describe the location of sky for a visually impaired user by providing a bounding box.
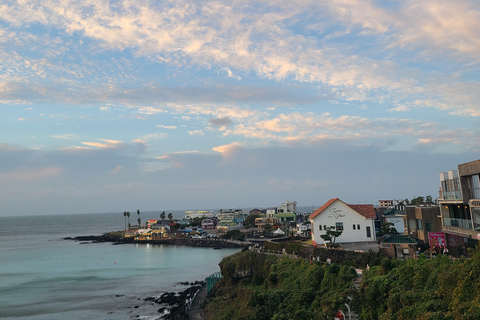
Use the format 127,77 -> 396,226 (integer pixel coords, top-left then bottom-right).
1,0 -> 479,217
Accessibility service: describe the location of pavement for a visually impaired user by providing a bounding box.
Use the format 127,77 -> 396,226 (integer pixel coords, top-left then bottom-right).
187,285 -> 207,320
339,241 -> 380,252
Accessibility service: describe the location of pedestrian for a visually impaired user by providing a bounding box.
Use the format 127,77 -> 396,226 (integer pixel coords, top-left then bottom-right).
327,257 -> 331,264
443,246 -> 449,255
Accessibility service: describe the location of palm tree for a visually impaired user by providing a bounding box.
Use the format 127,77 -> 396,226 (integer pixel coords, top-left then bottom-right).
160,211 -> 166,221
126,212 -> 131,229
123,211 -> 127,230
168,212 -> 173,221
137,209 -> 141,227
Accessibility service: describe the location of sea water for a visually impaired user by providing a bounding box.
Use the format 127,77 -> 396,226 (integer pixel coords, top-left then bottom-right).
0,212 -> 240,319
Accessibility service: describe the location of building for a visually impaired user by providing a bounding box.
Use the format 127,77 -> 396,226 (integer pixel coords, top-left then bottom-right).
278,200 -> 297,214
405,205 -> 442,243
310,198 -> 376,245
379,200 -> 393,208
383,208 -> 406,234
438,159 -> 480,244
216,209 -> 246,232
255,217 -> 281,229
249,208 -> 266,216
266,207 -> 277,217
185,210 -> 215,219
201,218 -> 217,230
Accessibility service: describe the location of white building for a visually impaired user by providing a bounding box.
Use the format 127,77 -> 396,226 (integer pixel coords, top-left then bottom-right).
310,198 -> 376,245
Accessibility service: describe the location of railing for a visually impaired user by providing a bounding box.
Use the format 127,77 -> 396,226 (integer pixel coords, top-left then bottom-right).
441,191 -> 462,200
206,272 -> 222,294
443,217 -> 472,230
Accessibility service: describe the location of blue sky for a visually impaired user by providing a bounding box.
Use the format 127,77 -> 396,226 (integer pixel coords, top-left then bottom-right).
1,0 -> 479,216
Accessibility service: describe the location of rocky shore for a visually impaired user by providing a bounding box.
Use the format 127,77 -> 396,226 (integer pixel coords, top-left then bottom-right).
63,234 -> 246,248
139,281 -> 205,320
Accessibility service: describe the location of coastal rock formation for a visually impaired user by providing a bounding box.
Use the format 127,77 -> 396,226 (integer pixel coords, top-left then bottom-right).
64,234 -> 245,248
143,281 -> 205,319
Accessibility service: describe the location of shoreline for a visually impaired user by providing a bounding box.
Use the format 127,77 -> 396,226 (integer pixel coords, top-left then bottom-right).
63,234 -> 247,248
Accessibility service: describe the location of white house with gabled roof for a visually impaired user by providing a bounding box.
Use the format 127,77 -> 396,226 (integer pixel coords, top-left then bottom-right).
310,198 -> 376,245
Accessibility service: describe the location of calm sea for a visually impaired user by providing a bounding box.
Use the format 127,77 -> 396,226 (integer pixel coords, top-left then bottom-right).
0,212 -> 240,320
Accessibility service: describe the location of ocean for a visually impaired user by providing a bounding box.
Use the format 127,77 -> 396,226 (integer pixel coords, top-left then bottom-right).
0,212 -> 240,320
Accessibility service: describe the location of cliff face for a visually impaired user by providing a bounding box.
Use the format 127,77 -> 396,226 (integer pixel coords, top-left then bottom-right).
203,251 -> 357,320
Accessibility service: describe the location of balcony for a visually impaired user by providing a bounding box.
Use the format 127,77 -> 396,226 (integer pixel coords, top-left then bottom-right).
443,217 -> 472,230
441,190 -> 462,201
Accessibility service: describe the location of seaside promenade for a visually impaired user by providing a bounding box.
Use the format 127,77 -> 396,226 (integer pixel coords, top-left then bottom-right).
187,286 -> 207,320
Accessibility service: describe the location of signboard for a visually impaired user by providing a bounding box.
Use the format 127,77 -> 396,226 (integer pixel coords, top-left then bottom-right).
447,234 -> 464,247
428,232 -> 446,247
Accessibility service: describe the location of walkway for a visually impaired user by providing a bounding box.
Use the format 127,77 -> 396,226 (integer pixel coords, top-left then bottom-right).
187,285 -> 207,320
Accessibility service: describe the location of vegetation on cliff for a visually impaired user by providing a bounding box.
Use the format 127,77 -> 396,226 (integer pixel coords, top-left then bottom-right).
204,245 -> 480,320
203,251 -> 357,320
354,250 -> 480,319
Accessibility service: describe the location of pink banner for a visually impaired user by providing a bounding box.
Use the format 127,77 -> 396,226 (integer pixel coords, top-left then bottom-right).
428,232 -> 446,247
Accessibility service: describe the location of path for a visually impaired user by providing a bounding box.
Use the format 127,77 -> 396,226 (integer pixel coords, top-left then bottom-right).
187,285 -> 207,320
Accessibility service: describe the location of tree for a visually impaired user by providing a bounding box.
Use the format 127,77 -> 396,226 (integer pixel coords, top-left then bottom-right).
264,223 -> 273,234
377,222 -> 399,237
137,209 -> 141,227
426,195 -> 433,204
126,212 -> 131,229
244,214 -> 260,228
168,212 -> 173,221
410,196 -> 425,205
123,211 -> 127,230
160,211 -> 166,220
320,226 -> 342,246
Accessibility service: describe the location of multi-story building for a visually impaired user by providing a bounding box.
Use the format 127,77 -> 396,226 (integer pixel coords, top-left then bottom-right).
379,200 -> 393,208
405,205 -> 442,243
216,209 -> 246,232
438,159 -> 480,250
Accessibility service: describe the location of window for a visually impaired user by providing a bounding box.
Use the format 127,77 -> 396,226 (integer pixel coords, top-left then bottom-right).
425,220 -> 433,232
417,219 -> 423,231
324,225 -> 327,230
319,225 -> 322,231
335,222 -> 343,231
353,224 -> 356,230
409,219 -> 416,231
357,224 -> 360,230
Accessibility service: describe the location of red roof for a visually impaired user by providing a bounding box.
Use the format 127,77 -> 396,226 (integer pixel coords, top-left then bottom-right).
310,198 -> 375,220
309,198 -> 339,220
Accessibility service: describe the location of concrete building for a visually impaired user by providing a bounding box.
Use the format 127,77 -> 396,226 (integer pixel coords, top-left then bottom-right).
379,200 -> 393,208
405,205 -> 442,243
310,198 -> 376,245
438,159 -> 480,252
255,217 -> 281,229
216,209 -> 246,232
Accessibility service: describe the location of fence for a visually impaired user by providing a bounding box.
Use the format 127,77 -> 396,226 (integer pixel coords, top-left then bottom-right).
206,271 -> 222,294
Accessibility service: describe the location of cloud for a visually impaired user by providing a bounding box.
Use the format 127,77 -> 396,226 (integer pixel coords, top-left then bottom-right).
0,166 -> 63,181
388,105 -> 411,112
212,142 -> 243,156
110,165 -> 126,174
157,125 -> 178,129
81,140 -> 123,149
209,117 -> 233,127
189,130 -> 204,136
51,134 -> 77,140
